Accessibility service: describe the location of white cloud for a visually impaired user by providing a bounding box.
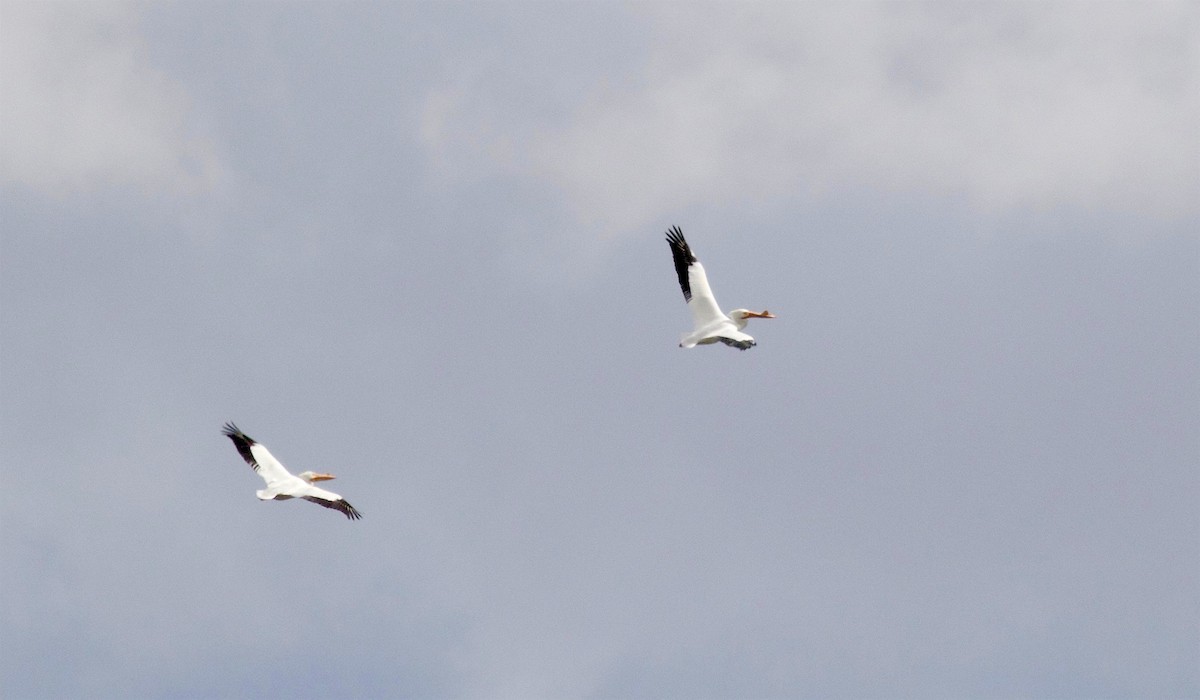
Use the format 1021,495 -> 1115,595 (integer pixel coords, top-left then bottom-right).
0,1 -> 222,195
420,2 -> 1198,238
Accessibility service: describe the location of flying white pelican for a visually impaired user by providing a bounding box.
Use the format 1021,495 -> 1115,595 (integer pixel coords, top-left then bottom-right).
222,422 -> 362,520
666,226 -> 775,350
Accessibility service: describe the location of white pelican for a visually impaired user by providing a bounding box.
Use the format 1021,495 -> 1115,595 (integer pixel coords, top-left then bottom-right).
666,226 -> 775,350
222,422 -> 362,520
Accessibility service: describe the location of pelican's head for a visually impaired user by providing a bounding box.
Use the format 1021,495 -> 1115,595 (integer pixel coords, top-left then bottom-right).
298,470 -> 336,483
731,309 -> 776,320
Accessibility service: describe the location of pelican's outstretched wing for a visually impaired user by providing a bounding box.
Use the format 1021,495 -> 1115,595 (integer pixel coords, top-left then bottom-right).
666,226 -> 726,331
301,488 -> 363,520
222,422 -> 293,488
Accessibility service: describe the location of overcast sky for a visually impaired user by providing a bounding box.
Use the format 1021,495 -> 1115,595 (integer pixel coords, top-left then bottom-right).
2,1 -> 1197,698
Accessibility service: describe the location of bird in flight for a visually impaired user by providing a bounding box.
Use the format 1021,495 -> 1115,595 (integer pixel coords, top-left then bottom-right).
665,226 -> 774,350
222,422 -> 362,520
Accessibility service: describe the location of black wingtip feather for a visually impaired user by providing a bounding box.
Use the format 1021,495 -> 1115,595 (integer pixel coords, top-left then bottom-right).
665,225 -> 696,302
222,421 -> 259,469
223,422 -> 256,440
717,337 -> 756,350
665,226 -> 694,260
304,496 -> 363,520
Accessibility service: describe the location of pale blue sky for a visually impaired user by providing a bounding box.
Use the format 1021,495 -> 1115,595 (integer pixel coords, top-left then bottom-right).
2,2 -> 1197,698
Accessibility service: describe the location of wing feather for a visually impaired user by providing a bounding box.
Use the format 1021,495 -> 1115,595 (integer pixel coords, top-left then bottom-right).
716,332 -> 756,350
666,226 -> 695,301
222,422 -> 257,468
